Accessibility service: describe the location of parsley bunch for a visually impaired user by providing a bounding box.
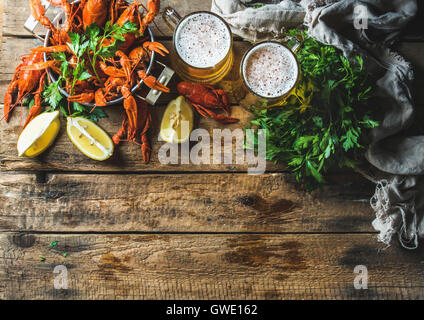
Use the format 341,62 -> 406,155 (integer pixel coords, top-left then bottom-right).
86,21 -> 138,83
43,80 -> 106,121
41,21 -> 138,121
248,30 -> 378,191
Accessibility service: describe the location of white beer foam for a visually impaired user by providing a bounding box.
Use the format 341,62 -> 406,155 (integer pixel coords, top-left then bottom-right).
243,42 -> 298,98
175,13 -> 231,68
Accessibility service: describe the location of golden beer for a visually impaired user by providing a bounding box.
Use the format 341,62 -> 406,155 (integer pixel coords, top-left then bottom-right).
240,41 -> 300,104
164,8 -> 233,84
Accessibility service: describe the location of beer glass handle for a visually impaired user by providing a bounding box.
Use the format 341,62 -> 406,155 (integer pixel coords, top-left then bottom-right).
162,7 -> 183,32
290,34 -> 304,54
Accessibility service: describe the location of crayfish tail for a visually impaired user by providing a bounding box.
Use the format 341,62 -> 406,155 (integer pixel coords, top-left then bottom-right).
141,134 -> 151,164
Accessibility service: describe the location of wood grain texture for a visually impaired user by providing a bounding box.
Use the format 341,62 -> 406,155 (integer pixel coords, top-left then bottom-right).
3,0 -> 423,40
0,36 -> 423,172
0,0 -> 3,52
1,29 -> 423,107
1,0 -> 422,301
1,233 -> 424,300
0,37 -> 251,102
0,172 -> 374,232
0,103 -> 282,172
0,36 -> 260,172
1,0 -> 203,37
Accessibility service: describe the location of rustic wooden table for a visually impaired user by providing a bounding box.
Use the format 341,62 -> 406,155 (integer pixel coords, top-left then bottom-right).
0,0 -> 424,300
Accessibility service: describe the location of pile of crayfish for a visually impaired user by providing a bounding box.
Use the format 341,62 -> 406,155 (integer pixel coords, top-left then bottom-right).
4,0 -> 169,164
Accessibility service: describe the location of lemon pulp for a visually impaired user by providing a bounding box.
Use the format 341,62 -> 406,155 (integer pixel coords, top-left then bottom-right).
160,96 -> 194,144
67,117 -> 114,161
17,110 -> 61,158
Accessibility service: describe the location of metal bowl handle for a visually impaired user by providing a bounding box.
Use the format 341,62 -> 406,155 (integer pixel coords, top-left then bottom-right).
138,61 -> 175,105
25,0 -> 175,106
24,0 -> 51,42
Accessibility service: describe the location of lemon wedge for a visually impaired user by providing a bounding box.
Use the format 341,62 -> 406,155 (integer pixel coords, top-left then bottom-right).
17,110 -> 61,158
160,96 -> 194,144
67,117 -> 114,161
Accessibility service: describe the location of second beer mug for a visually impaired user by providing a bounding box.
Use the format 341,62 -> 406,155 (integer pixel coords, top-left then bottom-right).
163,7 -> 233,84
240,41 -> 301,105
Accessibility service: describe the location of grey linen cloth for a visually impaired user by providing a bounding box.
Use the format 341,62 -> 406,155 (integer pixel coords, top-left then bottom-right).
212,0 -> 420,248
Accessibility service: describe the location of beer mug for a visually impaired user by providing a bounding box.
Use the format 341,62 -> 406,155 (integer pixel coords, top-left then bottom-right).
163,7 -> 234,84
240,40 -> 301,105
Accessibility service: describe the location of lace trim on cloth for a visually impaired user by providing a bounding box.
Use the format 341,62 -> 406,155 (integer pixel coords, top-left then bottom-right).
302,0 -> 340,23
212,0 -> 419,248
370,179 -> 419,249
370,180 -> 396,246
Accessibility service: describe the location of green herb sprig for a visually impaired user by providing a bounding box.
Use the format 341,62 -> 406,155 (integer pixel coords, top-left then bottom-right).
41,20 -> 137,120
42,79 -> 107,121
86,21 -> 138,84
247,30 -> 378,191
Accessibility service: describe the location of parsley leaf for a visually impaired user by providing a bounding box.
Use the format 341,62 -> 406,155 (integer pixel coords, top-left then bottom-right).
248,29 -> 378,191
43,80 -> 64,109
89,107 -> 107,122
77,71 -> 92,81
72,102 -> 85,113
52,52 -> 67,62
86,23 -> 100,42
42,19 -> 138,121
28,98 -> 35,109
50,241 -> 58,248
86,21 -> 138,82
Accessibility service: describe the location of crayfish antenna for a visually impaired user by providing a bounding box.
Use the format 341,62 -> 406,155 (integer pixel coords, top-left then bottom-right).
139,2 -> 166,36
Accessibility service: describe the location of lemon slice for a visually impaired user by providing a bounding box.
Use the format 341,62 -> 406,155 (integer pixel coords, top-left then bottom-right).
160,96 -> 194,143
67,117 -> 114,161
17,110 -> 61,158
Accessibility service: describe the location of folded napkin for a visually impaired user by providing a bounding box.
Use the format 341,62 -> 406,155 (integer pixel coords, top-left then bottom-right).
212,0 -> 420,248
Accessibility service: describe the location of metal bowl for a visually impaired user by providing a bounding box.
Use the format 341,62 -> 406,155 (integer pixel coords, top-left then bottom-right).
43,3 -> 155,108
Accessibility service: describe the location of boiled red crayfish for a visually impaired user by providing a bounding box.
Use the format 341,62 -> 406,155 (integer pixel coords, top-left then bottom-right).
103,0 -> 161,52
4,0 -> 165,165
31,0 -> 108,37
177,82 -> 239,124
17,0 -> 168,109
93,44 -> 169,106
30,0 -> 78,45
113,92 -> 152,164
3,50 -> 55,126
82,0 -> 110,30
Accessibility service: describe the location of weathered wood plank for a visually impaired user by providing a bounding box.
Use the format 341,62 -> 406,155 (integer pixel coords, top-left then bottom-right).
2,0 -> 204,37
0,36 -> 269,172
0,37 -> 251,102
0,103 -> 282,172
0,39 -> 421,106
0,37 -> 422,105
3,0 -> 423,41
0,0 -> 3,52
0,36 -> 423,172
1,37 -> 423,103
1,233 -> 423,300
0,172 -> 374,232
